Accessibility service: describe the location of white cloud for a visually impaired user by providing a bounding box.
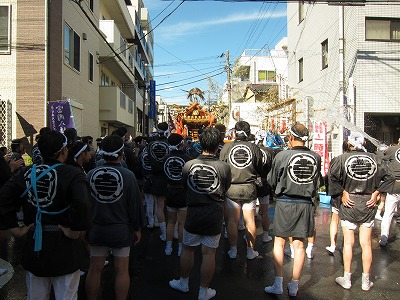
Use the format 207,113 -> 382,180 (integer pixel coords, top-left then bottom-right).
157,10 -> 287,42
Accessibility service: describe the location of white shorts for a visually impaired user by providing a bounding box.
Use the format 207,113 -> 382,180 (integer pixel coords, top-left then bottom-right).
167,206 -> 187,213
225,198 -> 256,210
90,246 -> 130,257
26,270 -> 80,300
341,219 -> 374,230
258,195 -> 270,205
183,229 -> 221,249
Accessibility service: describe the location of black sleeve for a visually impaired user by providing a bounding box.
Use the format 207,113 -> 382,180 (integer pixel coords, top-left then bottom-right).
68,172 -> 92,231
0,156 -> 12,188
327,157 -> 344,197
0,173 -> 25,228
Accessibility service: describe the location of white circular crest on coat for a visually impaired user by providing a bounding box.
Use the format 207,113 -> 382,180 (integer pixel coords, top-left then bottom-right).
288,153 -> 318,184
140,147 -> 151,171
25,165 -> 58,208
260,148 -> 268,165
187,164 -> 220,194
164,156 -> 186,181
395,148 -> 400,164
149,141 -> 169,162
345,155 -> 377,181
90,167 -> 123,203
228,144 -> 252,169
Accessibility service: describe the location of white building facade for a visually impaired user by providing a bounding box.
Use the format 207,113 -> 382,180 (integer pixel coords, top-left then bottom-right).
287,1 -> 400,156
0,0 -> 154,150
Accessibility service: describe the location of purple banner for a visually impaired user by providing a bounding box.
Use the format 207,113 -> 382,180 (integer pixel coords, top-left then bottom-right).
149,80 -> 156,119
48,101 -> 75,133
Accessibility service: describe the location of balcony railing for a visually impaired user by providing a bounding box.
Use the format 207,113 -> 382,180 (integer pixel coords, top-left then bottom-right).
99,86 -> 135,127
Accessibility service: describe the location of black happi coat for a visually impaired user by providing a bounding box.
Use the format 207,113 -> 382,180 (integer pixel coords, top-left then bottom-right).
0,160 -> 91,277
268,146 -> 322,199
147,136 -> 170,177
183,155 -> 231,235
256,144 -> 274,197
382,145 -> 400,194
162,149 -> 192,208
219,138 -> 263,201
328,150 -> 394,223
87,162 -> 145,248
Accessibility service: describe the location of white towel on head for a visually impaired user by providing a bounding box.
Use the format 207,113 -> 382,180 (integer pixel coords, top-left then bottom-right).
348,132 -> 366,151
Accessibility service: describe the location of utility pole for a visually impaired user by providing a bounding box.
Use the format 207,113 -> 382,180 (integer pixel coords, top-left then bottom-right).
225,50 -> 232,115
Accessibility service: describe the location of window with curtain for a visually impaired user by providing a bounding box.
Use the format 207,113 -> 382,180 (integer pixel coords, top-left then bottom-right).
120,91 -> 126,109
258,70 -> 276,82
321,39 -> 328,69
120,36 -> 126,57
128,99 -> 133,114
298,58 -> 303,82
137,108 -> 143,133
64,23 -> 80,71
299,2 -> 305,24
89,52 -> 94,82
366,17 -> 400,41
0,5 -> 10,53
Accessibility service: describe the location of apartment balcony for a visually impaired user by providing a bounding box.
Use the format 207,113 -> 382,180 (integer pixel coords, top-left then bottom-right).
127,7 -> 150,62
102,0 -> 135,40
99,86 -> 135,127
99,20 -> 136,83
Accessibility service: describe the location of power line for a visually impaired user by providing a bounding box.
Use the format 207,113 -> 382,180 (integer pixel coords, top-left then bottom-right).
154,55 -> 222,67
70,0 -> 143,89
157,67 -> 226,86
155,65 -> 226,77
99,0 -> 187,64
156,71 -> 225,91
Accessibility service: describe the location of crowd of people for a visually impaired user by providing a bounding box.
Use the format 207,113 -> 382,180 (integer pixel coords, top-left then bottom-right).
0,120 -> 399,300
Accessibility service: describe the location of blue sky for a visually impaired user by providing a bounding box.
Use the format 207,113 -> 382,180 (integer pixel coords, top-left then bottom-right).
143,0 -> 287,105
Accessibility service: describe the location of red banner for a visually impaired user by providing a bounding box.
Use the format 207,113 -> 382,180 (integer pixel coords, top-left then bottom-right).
312,121 -> 329,176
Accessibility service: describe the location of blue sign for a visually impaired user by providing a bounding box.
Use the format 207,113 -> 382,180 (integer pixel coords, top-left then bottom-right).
149,80 -> 156,119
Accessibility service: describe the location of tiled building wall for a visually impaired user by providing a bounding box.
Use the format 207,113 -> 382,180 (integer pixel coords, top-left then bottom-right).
16,0 -> 46,141
62,1 -> 100,139
288,3 -> 400,155
349,5 -> 400,141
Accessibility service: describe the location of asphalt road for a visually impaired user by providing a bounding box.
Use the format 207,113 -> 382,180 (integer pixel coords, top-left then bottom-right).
1,202 -> 399,300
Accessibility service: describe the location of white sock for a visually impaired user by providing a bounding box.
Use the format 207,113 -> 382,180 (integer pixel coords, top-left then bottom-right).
274,276 -> 283,286
290,279 -> 299,287
180,277 -> 189,286
166,241 -> 172,248
307,243 -> 314,251
160,222 -> 166,235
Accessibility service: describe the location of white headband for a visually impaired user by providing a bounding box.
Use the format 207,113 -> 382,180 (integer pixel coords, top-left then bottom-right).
54,134 -> 68,156
290,128 -> 308,142
236,130 -> 248,137
168,140 -> 183,151
62,134 -> 68,147
98,144 -> 124,158
73,144 -> 88,162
